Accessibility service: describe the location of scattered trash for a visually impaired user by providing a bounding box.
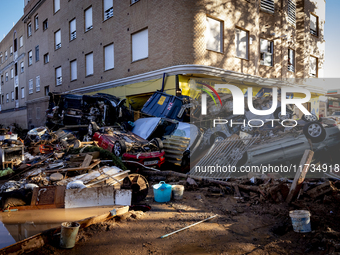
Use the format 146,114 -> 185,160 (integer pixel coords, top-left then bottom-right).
289,210 -> 311,233
153,181 -> 172,203
172,185 -> 184,200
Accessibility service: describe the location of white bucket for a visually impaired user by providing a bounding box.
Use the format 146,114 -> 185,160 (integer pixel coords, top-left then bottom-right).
172,185 -> 184,200
289,210 -> 311,233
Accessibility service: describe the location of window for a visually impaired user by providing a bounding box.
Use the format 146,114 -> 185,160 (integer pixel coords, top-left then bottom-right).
14,38 -> 17,52
235,28 -> 249,59
55,30 -> 61,49
29,79 -> 33,94
54,0 -> 60,13
21,62 -> 24,73
35,15 -> 39,30
36,76 -> 40,92
310,56 -> 318,77
15,63 -> 18,76
70,59 -> 77,80
206,17 -> 223,53
10,46 -> 13,56
44,86 -> 49,96
260,39 -> 273,66
19,36 -> 23,47
43,19 -> 48,30
5,73 -> 8,82
132,28 -> 148,61
288,0 -> 296,26
104,43 -> 114,70
310,14 -> 318,36
70,19 -> 76,40
11,91 -> 14,101
6,94 -> 9,103
28,50 -> 33,65
85,53 -> 93,76
85,7 -> 93,32
0,53 -> 2,63
35,45 -> 39,62
288,49 -> 295,72
56,67 -> 62,85
44,53 -> 49,64
5,51 -> 7,60
260,0 -> 274,13
131,0 -> 140,4
28,22 -> 32,37
21,87 -> 25,98
11,69 -> 14,79
15,87 -> 19,100
104,0 -> 113,20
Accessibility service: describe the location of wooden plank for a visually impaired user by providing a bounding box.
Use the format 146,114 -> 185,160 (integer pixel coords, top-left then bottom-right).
44,160 -> 101,174
81,154 -> 93,168
286,150 -> 314,203
0,205 -> 129,255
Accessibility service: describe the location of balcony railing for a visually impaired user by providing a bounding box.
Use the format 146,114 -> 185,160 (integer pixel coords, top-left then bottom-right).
288,64 -> 295,72
70,31 -> 76,40
55,43 -> 61,50
310,29 -> 317,36
260,0 -> 274,13
56,76 -> 62,86
104,8 -> 113,20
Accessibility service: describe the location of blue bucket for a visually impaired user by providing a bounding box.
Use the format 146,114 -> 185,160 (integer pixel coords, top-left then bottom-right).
153,181 -> 172,202
289,210 -> 311,233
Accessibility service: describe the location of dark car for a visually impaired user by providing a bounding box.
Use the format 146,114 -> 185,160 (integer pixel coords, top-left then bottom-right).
46,92 -> 133,130
93,126 -> 165,168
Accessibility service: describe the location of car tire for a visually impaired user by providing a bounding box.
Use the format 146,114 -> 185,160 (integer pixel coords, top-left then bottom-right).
210,132 -> 227,145
88,122 -> 99,137
274,107 -> 293,121
302,113 -> 318,122
113,140 -> 127,157
303,122 -> 326,143
151,138 -> 163,150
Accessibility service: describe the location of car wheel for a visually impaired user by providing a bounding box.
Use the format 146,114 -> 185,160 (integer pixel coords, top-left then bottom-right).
240,124 -> 253,133
303,122 -> 326,143
210,132 -> 227,145
274,107 -> 293,121
151,138 -> 163,150
113,140 -> 127,157
88,122 -> 99,137
302,113 -> 318,122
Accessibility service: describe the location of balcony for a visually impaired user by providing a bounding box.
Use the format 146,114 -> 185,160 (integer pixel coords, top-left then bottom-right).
14,76 -> 19,87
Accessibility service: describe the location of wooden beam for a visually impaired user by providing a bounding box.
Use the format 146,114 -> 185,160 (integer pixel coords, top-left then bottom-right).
286,150 -> 314,203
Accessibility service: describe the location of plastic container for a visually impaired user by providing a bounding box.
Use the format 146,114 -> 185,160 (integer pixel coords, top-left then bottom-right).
60,222 -> 80,248
289,210 -> 311,233
172,185 -> 184,200
153,181 -> 172,202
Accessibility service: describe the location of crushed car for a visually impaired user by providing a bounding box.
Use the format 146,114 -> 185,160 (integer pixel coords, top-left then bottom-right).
92,125 -> 165,168
46,92 -> 133,130
132,117 -> 203,167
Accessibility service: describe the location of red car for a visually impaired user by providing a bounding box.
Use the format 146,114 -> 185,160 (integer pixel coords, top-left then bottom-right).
93,126 -> 165,168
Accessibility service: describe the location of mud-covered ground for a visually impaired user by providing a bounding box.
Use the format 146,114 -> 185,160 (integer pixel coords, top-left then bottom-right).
29,176 -> 340,255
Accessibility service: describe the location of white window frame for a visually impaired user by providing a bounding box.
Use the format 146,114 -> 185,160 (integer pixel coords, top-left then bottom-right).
28,50 -> 33,65
10,46 -> 13,55
20,62 -> 24,73
5,73 -> 8,82
36,76 -> 40,92
21,87 -> 25,99
70,59 -> 77,81
28,22 -> 32,37
44,53 -> 49,64
6,94 -> 9,103
206,17 -> 223,53
55,30 -> 61,50
54,0 -> 60,13
310,13 -> 318,36
132,28 -> 148,62
85,53 -> 94,76
35,14 -> 39,30
5,51 -> 7,60
104,43 -> 114,70
131,0 -> 140,4
11,91 -> 14,101
70,19 -> 76,41
235,28 -> 249,60
29,79 -> 33,94
288,49 -> 295,72
260,39 -> 273,67
104,0 -> 113,20
43,19 -> 48,30
85,7 -> 93,32
310,56 -> 318,78
11,69 -> 14,79
19,36 -> 23,47
56,67 -> 62,86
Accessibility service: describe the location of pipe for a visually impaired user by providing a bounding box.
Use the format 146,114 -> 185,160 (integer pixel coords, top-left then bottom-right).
160,73 -> 166,92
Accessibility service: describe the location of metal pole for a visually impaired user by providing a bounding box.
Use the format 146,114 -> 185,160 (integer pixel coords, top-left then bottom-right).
160,215 -> 218,239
